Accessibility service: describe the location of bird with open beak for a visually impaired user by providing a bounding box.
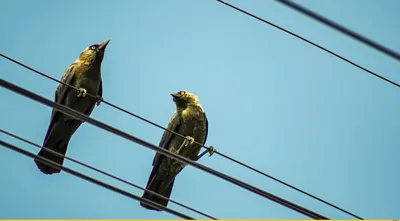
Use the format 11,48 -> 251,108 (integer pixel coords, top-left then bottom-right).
140,90 -> 215,210
34,39 -> 110,175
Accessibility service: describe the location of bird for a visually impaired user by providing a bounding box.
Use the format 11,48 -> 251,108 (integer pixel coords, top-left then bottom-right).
34,39 -> 110,175
140,90 -> 215,210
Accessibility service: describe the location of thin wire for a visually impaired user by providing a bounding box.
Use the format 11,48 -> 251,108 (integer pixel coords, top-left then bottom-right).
0,53 -> 212,152
275,0 -> 400,62
0,78 -> 329,220
0,52 -> 345,218
0,53 -> 99,100
0,140 -> 194,220
0,53 -> 330,215
215,1 -> 366,218
1,1 -> 381,218
218,153 -> 364,219
0,128 -> 217,220
215,0 -> 400,89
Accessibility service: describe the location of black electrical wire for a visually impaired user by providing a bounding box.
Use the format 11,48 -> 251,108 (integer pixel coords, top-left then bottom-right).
215,0 -> 400,89
1,52 -> 337,218
0,140 -> 194,220
0,78 -> 328,220
0,1 -> 375,219
0,128 -> 217,220
275,0 -> 400,62
0,53 -> 216,155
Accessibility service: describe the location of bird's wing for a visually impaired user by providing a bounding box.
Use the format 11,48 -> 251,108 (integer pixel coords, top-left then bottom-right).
203,113 -> 208,146
152,112 -> 181,166
82,79 -> 102,119
98,80 -> 103,97
43,63 -> 77,142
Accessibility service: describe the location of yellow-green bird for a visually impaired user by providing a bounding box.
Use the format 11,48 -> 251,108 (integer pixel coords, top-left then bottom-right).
34,40 -> 110,175
140,90 -> 215,210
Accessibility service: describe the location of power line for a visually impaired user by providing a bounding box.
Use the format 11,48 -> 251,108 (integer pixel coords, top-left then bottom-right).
0,53 -> 342,218
0,53 -> 217,155
0,78 -> 329,220
0,128 -> 217,220
215,0 -> 400,89
0,140 -> 194,220
275,0 -> 400,62
213,153 -> 362,219
0,2 -> 374,220
0,53 -> 100,100
215,1 -> 371,219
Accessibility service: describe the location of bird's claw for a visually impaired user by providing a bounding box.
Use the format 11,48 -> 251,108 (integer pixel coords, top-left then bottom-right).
184,136 -> 195,147
177,136 -> 194,154
96,96 -> 103,106
208,146 -> 216,156
77,88 -> 87,98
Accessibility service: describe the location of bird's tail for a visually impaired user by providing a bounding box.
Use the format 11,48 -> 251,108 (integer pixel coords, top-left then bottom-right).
34,126 -> 72,175
140,167 -> 176,211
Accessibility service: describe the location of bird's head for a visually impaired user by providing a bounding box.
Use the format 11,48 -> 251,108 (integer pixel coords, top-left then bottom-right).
171,90 -> 200,109
76,39 -> 110,65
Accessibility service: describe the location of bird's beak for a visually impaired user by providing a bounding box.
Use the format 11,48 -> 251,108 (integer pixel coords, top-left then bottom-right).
98,39 -> 110,51
170,93 -> 179,99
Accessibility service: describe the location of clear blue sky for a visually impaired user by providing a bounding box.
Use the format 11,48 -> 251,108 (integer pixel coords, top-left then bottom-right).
1,0 -> 399,219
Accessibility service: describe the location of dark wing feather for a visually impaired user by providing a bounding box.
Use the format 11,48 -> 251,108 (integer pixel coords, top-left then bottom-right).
152,112 -> 181,166
98,80 -> 103,97
43,64 -> 76,143
82,79 -> 102,119
203,113 -> 208,146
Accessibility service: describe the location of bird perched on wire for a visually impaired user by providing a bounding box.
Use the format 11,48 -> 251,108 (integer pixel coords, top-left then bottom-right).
34,39 -> 110,175
140,90 -> 216,210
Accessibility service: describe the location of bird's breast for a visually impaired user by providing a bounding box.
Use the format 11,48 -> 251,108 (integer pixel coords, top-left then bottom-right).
180,109 -> 207,141
75,71 -> 101,95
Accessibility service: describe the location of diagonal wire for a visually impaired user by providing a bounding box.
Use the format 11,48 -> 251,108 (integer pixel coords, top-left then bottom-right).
0,52 -> 347,218
0,78 -> 329,220
0,53 -> 214,153
275,0 -> 400,62
0,51 -> 330,216
215,0 -> 400,89
0,139 -> 194,220
0,1 -> 383,218
215,1 -> 366,219
0,128 -> 217,220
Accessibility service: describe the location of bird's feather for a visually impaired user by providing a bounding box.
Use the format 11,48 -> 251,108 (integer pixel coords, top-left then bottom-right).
43,63 -> 77,143
152,112 -> 181,166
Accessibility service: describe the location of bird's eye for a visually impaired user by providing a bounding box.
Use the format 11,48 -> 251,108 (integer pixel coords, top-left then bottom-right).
179,91 -> 186,95
90,45 -> 97,50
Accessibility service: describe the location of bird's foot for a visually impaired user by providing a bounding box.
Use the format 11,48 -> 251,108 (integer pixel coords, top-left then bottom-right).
177,136 -> 194,154
184,136 -> 195,147
195,145 -> 217,160
208,146 -> 216,156
96,96 -> 103,106
77,88 -> 87,98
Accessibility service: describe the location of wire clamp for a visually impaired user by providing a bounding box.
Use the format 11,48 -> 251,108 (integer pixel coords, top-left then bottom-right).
96,96 -> 103,106
208,146 -> 216,156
